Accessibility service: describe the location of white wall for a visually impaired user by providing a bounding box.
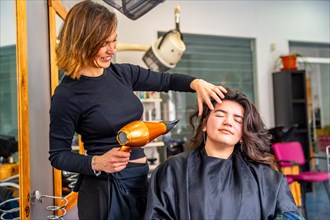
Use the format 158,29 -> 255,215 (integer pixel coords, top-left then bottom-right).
26,0 -> 54,218
115,0 -> 330,128
0,0 -> 16,46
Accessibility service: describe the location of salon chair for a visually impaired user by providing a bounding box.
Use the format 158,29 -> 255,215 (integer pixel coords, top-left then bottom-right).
272,141 -> 330,219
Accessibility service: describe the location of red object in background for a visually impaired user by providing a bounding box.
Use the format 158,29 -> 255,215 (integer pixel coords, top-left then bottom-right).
318,135 -> 330,151
281,55 -> 297,70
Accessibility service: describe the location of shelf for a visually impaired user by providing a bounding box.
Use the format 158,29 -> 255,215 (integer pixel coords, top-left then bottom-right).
140,98 -> 162,103
292,99 -> 306,103
272,70 -> 310,172
295,129 -> 307,134
143,141 -> 165,148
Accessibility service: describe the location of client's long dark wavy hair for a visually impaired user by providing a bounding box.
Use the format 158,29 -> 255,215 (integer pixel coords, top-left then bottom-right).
188,88 -> 278,170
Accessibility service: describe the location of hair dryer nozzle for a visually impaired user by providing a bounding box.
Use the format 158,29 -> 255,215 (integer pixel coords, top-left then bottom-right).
164,119 -> 179,133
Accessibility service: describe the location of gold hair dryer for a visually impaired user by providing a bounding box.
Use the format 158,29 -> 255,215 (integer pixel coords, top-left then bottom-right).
117,119 -> 179,152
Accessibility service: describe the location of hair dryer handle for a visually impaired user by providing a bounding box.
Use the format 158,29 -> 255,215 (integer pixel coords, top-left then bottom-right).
119,145 -> 132,152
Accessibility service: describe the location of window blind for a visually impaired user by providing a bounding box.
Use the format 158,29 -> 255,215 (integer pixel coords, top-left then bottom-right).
0,44 -> 17,137
168,33 -> 255,100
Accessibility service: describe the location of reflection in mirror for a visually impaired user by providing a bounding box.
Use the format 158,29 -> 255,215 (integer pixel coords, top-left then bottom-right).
0,0 -> 19,219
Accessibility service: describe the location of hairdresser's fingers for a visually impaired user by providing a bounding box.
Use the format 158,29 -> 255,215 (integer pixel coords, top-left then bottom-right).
209,91 -> 222,104
195,80 -> 216,116
208,86 -> 227,104
98,148 -> 129,164
202,95 -> 215,114
191,79 -> 228,115
200,87 -> 220,112
197,97 -> 205,116
109,147 -> 130,158
104,163 -> 128,173
111,165 -> 127,173
213,86 -> 227,100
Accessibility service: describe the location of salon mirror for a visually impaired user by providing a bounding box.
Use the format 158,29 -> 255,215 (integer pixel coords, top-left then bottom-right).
1,0 -> 30,219
0,1 -> 19,219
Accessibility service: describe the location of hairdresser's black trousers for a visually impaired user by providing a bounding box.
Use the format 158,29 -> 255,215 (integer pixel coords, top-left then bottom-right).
77,163 -> 148,220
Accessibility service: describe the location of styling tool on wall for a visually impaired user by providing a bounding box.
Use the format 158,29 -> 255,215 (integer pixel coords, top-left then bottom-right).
0,181 -> 19,220
117,119 -> 179,152
30,190 -> 68,220
61,171 -> 79,195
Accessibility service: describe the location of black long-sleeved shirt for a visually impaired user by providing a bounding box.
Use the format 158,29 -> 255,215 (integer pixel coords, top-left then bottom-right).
49,63 -> 195,175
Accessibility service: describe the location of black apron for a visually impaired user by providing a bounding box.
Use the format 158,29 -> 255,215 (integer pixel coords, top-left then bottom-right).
77,163 -> 148,220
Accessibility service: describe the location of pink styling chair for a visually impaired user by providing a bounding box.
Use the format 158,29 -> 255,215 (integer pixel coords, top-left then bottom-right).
272,141 -> 330,219
286,176 -> 294,184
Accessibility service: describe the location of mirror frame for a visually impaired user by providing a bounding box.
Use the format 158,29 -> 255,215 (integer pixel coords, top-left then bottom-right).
15,0 -> 31,219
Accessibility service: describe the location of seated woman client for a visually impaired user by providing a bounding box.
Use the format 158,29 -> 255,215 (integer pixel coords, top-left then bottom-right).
144,88 -> 303,220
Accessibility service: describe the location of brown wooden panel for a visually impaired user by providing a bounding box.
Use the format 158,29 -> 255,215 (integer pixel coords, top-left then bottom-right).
48,0 -> 67,20
49,7 -> 59,95
16,0 -> 31,219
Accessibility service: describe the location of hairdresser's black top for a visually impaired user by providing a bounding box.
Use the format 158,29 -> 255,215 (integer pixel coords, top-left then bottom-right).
49,63 -> 195,175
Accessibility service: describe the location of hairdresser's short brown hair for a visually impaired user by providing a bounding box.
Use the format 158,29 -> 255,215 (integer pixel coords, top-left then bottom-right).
56,0 -> 117,79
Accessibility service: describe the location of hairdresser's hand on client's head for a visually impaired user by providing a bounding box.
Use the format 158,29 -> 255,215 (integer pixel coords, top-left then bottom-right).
190,79 -> 227,116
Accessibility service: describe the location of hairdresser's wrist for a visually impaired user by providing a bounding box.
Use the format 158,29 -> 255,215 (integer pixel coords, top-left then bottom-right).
190,78 -> 201,91
91,156 -> 101,177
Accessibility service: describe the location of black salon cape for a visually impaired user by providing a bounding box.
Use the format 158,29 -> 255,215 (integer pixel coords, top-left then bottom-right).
145,148 -> 299,220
